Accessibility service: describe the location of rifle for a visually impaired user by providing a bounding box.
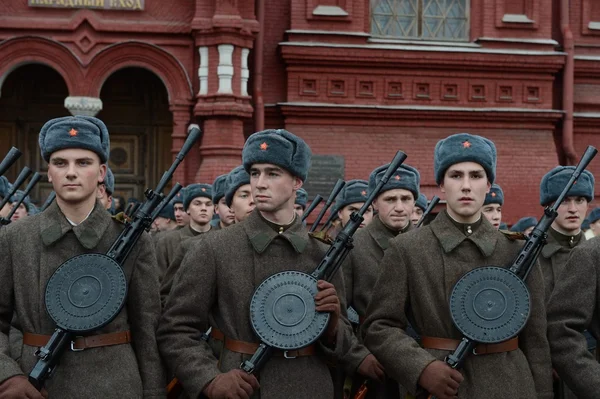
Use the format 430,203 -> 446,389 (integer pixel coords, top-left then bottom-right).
148,183 -> 183,230
0,147 -> 21,178
28,125 -> 202,391
0,167 -> 32,213
309,179 -> 345,233
320,210 -> 339,233
428,145 -> 597,399
416,195 -> 440,228
240,150 -> 407,375
40,191 -> 56,212
301,194 -> 323,222
1,172 -> 41,225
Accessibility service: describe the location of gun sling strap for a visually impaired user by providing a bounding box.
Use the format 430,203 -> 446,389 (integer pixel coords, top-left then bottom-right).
421,336 -> 518,355
210,328 -> 316,357
23,331 -> 131,350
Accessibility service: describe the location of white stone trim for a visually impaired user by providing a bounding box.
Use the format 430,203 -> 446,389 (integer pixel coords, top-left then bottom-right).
588,22 -> 600,31
217,44 -> 234,94
312,5 -> 348,16
198,46 -> 209,95
64,96 -> 103,117
241,48 -> 250,96
502,14 -> 534,24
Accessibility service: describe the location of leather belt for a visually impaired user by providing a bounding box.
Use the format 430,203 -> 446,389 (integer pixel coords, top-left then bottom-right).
23,331 -> 132,351
421,336 -> 519,355
211,328 -> 316,358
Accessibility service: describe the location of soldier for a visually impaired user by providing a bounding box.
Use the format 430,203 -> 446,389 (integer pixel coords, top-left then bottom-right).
342,164 -> 421,399
96,167 -> 114,211
582,216 -> 593,240
9,190 -> 31,222
411,193 -> 427,226
362,133 -> 552,399
225,165 -> 256,223
173,187 -> 190,227
0,116 -> 165,398
510,216 -> 538,235
294,187 -> 308,218
481,183 -> 503,229
155,183 -> 214,274
157,129 -> 359,399
335,180 -> 373,229
211,174 -> 235,230
586,207 -> 600,238
535,166 -> 594,399
151,202 -> 178,235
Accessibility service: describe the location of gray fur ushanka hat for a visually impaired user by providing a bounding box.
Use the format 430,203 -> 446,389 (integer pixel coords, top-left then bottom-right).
434,133 -> 496,185
225,165 -> 251,208
39,116 -> 110,163
184,183 -> 212,211
335,180 -> 369,211
484,184 -> 504,206
295,188 -> 308,209
540,166 -> 594,206
242,129 -> 312,181
368,164 -> 420,200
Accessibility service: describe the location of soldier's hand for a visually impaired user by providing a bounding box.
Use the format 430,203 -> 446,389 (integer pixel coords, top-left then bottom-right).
418,360 -> 463,399
357,354 -> 385,382
315,280 -> 340,342
202,369 -> 260,399
0,375 -> 45,399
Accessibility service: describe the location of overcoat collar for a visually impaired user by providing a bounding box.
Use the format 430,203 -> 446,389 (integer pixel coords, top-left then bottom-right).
40,200 -> 111,249
430,210 -> 498,257
369,215 -> 412,251
243,209 -> 308,254
541,227 -> 582,258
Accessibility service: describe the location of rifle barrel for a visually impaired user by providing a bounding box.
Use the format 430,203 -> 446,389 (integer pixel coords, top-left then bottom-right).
309,179 -> 345,233
0,147 -> 21,177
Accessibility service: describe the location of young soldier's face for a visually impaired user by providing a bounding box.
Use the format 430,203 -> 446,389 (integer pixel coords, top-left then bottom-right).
10,203 -> 27,221
216,197 -> 235,226
231,184 -> 255,222
0,200 -> 10,218
294,204 -> 305,218
96,183 -> 112,210
187,197 -> 215,226
152,216 -> 174,232
482,203 -> 502,229
47,148 -> 106,205
338,202 -> 373,229
374,188 -> 414,231
590,219 -> 600,236
173,203 -> 189,226
250,163 -> 301,214
553,196 -> 588,234
441,162 -> 491,223
410,207 -> 424,226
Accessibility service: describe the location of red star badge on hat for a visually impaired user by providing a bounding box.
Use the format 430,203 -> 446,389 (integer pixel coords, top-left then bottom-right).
491,192 -> 496,197
361,190 -> 367,196
201,188 -> 206,192
69,128 -> 78,137
462,141 -> 471,149
394,175 -> 401,181
260,142 -> 268,151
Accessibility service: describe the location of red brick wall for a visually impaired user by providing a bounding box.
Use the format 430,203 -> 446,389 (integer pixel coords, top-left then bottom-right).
287,124 -> 559,224
262,0 -> 291,105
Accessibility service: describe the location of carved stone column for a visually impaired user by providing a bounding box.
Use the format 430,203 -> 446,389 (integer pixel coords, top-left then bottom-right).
64,96 -> 103,117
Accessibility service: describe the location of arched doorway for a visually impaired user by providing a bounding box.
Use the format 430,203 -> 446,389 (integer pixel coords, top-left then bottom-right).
98,67 -> 173,201
0,64 -> 70,203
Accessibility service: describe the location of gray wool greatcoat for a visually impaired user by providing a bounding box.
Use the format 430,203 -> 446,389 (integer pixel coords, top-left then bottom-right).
0,201 -> 166,398
538,228 -> 584,304
156,210 -> 356,399
362,211 -> 553,399
155,224 -> 206,275
547,236 -> 600,398
342,215 -> 412,398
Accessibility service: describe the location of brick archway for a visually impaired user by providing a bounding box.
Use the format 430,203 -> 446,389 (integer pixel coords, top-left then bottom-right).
86,41 -> 194,105
0,36 -> 83,96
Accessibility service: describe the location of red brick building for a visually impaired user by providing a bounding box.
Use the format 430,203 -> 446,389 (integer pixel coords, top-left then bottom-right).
0,0 -> 599,224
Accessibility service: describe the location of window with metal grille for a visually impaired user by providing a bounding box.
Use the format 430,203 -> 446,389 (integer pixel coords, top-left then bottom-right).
371,0 -> 469,41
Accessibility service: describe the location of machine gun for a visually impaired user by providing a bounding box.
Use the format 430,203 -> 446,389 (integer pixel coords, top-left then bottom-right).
40,192 -> 56,212
0,167 -> 32,214
240,150 -> 407,374
28,125 -> 202,391
416,195 -> 440,228
428,145 -> 597,398
0,172 -> 41,225
0,147 -> 21,178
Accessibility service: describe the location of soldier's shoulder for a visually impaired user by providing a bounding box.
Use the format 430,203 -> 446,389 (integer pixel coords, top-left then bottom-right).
198,221 -> 246,248
3,212 -> 42,238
